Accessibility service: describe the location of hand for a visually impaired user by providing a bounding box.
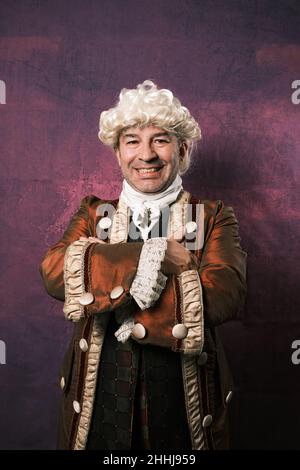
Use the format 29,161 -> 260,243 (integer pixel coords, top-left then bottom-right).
160,238 -> 200,275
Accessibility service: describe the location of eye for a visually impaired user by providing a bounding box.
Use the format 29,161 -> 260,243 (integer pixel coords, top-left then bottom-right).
127,140 -> 139,145
154,139 -> 169,144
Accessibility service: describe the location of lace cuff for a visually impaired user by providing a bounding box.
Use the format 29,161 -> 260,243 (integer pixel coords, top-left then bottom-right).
114,316 -> 135,343
129,237 -> 168,310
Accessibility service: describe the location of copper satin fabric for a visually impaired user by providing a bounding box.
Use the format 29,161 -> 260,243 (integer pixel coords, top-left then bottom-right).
39,193 -> 247,450
40,195 -> 247,329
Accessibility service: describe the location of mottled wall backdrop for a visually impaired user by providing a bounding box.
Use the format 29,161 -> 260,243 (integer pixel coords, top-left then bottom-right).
0,0 -> 300,449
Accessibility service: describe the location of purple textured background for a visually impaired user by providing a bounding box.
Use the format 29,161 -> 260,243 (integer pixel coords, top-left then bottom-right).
0,0 -> 300,449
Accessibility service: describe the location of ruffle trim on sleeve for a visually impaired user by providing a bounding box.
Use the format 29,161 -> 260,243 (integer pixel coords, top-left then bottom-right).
129,237 -> 168,310
63,238 -> 91,322
178,269 -> 204,355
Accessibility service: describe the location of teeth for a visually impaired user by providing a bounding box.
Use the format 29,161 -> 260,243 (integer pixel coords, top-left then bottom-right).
137,168 -> 160,174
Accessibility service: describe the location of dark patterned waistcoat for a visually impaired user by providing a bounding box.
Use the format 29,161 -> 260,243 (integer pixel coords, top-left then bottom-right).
86,208 -> 192,450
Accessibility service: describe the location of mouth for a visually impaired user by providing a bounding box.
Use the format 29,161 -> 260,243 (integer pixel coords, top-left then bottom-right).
134,167 -> 163,175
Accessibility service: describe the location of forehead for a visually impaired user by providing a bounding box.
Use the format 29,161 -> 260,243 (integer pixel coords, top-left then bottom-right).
120,125 -> 173,138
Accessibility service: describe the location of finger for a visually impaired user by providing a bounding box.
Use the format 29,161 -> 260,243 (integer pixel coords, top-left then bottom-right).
88,236 -> 106,244
171,227 -> 185,242
191,253 -> 200,267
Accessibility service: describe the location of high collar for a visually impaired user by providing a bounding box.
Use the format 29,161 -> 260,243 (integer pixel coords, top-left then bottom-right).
119,175 -> 183,240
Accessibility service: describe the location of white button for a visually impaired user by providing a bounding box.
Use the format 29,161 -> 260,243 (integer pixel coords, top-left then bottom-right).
132,323 -> 147,339
73,400 -> 81,414
79,292 -> 94,306
198,351 -> 208,366
60,377 -> 65,390
172,324 -> 188,339
185,221 -> 197,234
110,285 -> 124,299
79,338 -> 88,352
202,414 -> 213,428
99,217 -> 112,229
225,390 -> 233,404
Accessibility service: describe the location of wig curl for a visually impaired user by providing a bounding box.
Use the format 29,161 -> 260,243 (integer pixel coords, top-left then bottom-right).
98,79 -> 202,174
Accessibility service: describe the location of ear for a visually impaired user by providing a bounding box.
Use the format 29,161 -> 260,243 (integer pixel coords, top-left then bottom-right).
115,148 -> 121,166
179,141 -> 189,160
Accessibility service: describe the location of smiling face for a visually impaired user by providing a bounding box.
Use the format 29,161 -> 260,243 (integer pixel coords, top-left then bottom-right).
115,125 -> 188,194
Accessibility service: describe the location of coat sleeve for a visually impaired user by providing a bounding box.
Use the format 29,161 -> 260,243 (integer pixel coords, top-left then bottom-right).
199,200 -> 247,327
131,200 -> 247,354
39,195 -> 143,320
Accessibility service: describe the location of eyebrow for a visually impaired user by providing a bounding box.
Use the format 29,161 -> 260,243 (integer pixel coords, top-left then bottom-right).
122,132 -> 171,139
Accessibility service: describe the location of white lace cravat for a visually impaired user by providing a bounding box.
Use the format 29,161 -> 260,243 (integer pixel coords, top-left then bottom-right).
120,174 -> 183,241
131,202 -> 160,241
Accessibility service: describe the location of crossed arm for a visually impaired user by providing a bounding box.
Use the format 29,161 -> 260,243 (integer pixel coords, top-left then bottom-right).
39,195 -> 247,352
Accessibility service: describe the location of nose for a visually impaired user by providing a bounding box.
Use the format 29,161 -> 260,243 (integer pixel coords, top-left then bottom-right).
139,142 -> 158,162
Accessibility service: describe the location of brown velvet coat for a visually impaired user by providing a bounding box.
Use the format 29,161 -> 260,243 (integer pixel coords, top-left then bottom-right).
39,189 -> 247,450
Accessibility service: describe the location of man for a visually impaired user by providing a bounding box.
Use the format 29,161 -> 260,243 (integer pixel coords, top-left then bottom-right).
39,79 -> 247,450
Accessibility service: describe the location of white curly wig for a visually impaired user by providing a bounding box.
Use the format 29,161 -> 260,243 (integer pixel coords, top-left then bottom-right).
98,79 -> 202,174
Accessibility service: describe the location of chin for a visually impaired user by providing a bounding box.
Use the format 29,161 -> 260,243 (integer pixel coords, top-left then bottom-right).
136,182 -> 165,193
